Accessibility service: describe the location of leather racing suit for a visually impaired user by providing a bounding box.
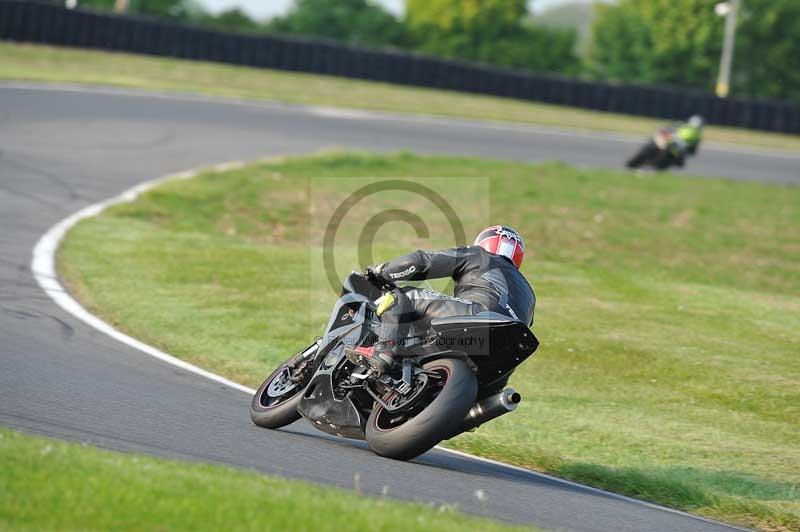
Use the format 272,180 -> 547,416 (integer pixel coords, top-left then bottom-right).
369,246 -> 536,351
660,123 -> 702,167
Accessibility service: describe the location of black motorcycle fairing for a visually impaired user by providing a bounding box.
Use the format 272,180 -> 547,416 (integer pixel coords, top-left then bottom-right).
319,292 -> 372,352
428,313 -> 538,387
627,139 -> 685,171
296,287 -> 375,439
297,342 -> 368,439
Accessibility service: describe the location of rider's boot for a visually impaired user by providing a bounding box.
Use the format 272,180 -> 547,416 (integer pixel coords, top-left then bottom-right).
351,341 -> 397,374
371,342 -> 397,373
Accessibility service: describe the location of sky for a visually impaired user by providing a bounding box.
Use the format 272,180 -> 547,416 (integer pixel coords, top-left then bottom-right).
199,0 -> 590,21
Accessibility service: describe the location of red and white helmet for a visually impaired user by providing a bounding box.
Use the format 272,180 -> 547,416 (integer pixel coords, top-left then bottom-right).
474,225 -> 525,269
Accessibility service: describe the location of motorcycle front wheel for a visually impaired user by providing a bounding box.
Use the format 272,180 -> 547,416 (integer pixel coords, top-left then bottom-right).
366,357 -> 477,461
250,344 -> 317,429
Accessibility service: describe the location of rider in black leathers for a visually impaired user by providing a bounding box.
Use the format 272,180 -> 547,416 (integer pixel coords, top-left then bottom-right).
365,225 -> 535,370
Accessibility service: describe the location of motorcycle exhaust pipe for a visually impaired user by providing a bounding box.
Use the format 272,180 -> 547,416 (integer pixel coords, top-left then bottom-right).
459,388 -> 521,434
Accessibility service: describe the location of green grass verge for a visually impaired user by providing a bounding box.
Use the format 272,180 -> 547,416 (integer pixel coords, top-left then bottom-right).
0,428 -> 530,531
2,42 -> 799,151
58,152 -> 800,531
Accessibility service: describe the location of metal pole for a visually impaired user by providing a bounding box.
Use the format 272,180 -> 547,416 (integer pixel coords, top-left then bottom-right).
715,0 -> 740,98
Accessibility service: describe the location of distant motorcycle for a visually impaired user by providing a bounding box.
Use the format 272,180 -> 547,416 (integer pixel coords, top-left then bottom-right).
250,272 -> 539,460
626,127 -> 689,170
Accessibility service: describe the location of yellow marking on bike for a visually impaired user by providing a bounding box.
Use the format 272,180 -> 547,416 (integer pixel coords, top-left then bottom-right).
375,293 -> 395,316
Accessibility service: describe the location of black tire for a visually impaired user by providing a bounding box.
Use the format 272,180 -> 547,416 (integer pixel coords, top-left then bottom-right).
365,358 -> 477,461
250,347 -> 315,429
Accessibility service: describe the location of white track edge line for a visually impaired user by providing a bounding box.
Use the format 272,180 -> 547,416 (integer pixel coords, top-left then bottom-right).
31,161 -> 257,396
30,160 -> 747,531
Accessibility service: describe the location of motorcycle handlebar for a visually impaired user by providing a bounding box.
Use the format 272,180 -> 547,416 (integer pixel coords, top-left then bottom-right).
364,268 -> 396,291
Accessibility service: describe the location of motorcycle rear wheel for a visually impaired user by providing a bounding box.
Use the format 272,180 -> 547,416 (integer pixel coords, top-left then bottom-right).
366,357 -> 477,461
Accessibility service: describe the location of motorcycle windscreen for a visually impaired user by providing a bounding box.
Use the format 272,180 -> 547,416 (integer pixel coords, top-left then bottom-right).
340,272 -> 382,300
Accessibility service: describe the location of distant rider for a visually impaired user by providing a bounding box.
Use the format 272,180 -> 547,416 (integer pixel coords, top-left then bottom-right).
360,225 -> 536,373
627,115 -> 704,169
671,115 -> 704,164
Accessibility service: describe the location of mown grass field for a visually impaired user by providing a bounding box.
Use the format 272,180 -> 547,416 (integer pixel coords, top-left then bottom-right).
0,428 -> 529,531
2,42 -> 800,151
59,153 -> 800,531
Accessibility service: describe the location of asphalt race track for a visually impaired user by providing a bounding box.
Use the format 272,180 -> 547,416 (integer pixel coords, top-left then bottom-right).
3,84 -> 793,531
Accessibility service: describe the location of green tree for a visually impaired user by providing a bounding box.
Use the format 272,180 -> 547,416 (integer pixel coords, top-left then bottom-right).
73,0 -> 119,10
588,0 -> 800,102
75,0 -> 265,33
735,0 -> 800,102
76,0 -> 205,21
268,0 -> 407,48
534,1 -> 600,58
406,0 -> 527,38
195,8 -> 263,33
588,0 -> 722,88
138,0 -> 203,19
406,0 -> 578,74
585,3 -> 654,81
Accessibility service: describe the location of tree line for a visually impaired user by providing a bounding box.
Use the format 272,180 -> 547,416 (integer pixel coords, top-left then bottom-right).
64,0 -> 799,104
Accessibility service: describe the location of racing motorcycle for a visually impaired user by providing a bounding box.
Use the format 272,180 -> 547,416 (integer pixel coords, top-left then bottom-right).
626,127 -> 688,170
250,272 -> 539,460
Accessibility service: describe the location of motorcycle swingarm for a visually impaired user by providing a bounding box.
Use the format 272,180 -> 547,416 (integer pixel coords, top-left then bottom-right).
363,363 -> 440,414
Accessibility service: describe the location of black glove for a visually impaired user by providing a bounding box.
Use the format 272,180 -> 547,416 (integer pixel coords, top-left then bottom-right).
365,265 -> 396,291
